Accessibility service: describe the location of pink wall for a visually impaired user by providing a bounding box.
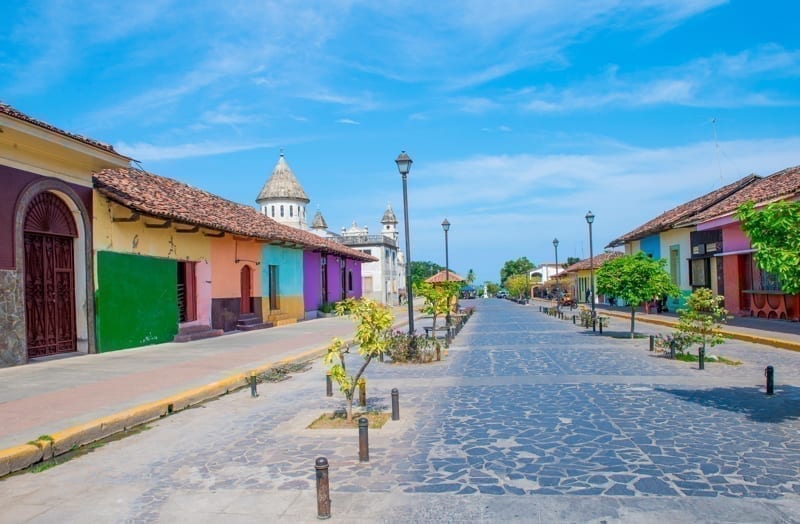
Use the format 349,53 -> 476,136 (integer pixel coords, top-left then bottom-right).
722,223 -> 751,252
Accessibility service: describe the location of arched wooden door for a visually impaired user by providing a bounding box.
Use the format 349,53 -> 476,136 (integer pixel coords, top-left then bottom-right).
24,192 -> 77,358
240,265 -> 252,314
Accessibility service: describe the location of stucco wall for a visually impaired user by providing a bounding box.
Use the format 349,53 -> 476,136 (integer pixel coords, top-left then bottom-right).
639,235 -> 661,259
262,245 -> 304,319
95,251 -> 178,351
303,251 -> 322,313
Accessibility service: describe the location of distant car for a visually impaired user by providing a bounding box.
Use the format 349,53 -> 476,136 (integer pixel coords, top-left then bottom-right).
495,290 -> 508,299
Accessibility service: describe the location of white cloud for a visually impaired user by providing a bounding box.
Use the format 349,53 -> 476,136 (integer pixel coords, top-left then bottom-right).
336,118 -> 360,125
116,140 -> 275,161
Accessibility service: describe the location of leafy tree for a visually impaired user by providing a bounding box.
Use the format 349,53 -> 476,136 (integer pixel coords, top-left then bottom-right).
565,256 -> 581,268
500,257 -> 535,287
465,269 -> 476,284
505,274 -> 530,299
324,298 -> 394,421
596,253 -> 680,337
414,281 -> 460,333
738,200 -> 800,294
410,260 -> 443,287
484,281 -> 500,296
675,288 -> 729,353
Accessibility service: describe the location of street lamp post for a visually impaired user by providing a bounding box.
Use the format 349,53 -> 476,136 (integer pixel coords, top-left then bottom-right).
396,151 -> 415,335
585,211 -> 596,327
442,219 -> 451,328
552,238 -> 560,309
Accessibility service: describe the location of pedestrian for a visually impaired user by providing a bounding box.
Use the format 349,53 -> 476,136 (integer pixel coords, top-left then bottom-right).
585,289 -> 591,303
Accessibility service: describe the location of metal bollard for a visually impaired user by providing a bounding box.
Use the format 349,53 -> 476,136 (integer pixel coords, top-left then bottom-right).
315,457 -> 331,519
599,319 -> 603,335
436,344 -> 441,361
326,372 -> 333,397
358,418 -> 369,462
592,317 -> 596,333
698,346 -> 705,370
358,378 -> 366,407
649,335 -> 654,352
391,388 -> 400,420
765,365 -> 774,395
250,373 -> 259,398
572,315 -> 576,324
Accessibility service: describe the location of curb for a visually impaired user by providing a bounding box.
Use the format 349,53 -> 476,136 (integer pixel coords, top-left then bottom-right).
0,340 -> 342,478
601,311 -> 800,352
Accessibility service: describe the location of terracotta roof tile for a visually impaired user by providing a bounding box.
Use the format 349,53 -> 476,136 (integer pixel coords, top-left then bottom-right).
1,102 -> 126,157
93,168 -> 376,262
425,270 -> 465,283
563,251 -> 623,273
681,165 -> 800,224
606,174 -> 759,247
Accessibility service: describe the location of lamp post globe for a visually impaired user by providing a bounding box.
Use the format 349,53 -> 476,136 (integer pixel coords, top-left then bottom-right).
396,151 -> 415,335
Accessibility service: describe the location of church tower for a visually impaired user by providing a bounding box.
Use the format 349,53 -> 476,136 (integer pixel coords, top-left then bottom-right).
256,151 -> 310,229
381,203 -> 398,242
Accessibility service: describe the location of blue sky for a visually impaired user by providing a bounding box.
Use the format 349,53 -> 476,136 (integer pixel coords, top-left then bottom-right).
2,1 -> 799,284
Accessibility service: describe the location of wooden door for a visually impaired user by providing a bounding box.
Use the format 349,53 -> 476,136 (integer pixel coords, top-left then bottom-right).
240,265 -> 252,314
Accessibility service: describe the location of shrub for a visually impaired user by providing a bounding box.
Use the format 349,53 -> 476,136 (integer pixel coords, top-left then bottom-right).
318,302 -> 337,313
653,332 -> 692,356
385,330 -> 440,363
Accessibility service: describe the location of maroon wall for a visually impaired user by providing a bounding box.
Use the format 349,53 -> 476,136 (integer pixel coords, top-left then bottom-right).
0,164 -> 92,269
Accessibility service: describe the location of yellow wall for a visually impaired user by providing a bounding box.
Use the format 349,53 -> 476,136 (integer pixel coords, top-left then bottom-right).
0,117 -> 128,185
94,194 -> 211,263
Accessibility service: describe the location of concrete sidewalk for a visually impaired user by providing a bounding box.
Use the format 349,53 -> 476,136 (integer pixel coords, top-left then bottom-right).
0,307 -> 424,476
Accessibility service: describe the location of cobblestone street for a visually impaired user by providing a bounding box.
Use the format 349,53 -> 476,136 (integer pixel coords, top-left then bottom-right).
3,299 -> 800,522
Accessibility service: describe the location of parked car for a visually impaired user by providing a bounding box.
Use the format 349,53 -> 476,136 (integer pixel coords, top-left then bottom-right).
495,290 -> 508,299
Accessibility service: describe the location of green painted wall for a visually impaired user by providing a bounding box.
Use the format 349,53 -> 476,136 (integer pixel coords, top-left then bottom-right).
96,251 -> 178,352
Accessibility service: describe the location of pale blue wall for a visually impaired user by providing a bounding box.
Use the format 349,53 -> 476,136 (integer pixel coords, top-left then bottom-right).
639,235 -> 661,260
262,245 -> 303,296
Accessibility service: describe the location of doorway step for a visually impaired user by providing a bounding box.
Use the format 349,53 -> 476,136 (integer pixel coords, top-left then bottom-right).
267,311 -> 297,326
173,324 -> 224,342
236,313 -> 273,331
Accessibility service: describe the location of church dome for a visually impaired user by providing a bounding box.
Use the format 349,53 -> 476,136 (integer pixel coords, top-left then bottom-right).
256,152 -> 310,203
381,203 -> 398,224
311,209 -> 328,230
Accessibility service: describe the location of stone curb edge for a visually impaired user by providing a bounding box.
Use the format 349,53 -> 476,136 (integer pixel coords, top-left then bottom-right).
0,338 -> 352,478
600,311 -> 800,352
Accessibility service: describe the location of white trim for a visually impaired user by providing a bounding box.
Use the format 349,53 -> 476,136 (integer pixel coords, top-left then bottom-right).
714,248 -> 756,257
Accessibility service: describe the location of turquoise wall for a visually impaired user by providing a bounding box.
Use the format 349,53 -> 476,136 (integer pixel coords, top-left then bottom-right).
96,251 -> 178,352
262,245 -> 303,296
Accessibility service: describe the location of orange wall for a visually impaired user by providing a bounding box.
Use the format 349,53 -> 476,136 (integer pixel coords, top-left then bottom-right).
210,238 -> 262,298
722,255 -> 743,315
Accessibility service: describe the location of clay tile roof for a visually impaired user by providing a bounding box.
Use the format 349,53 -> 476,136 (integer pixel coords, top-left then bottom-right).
606,173 -> 759,247
680,165 -> 800,224
425,270 -> 465,283
256,153 -> 309,203
0,102 -> 126,157
93,168 -> 375,262
563,251 -> 623,273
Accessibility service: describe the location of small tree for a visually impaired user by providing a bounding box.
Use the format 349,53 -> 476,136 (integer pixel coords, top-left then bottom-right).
676,288 -> 729,353
738,200 -> 800,294
324,298 -> 393,422
414,281 -> 459,332
466,269 -> 476,285
596,253 -> 680,337
500,257 -> 535,287
505,273 -> 530,300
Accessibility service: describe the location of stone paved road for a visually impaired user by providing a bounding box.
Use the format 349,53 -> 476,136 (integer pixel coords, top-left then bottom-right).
2,299 -> 800,523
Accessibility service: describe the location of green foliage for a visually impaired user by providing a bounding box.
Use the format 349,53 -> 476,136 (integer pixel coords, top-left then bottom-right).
676,288 -> 729,350
414,281 -> 460,331
484,281 -> 500,296
738,200 -> 800,294
466,269 -> 476,284
385,330 -> 440,363
565,256 -> 581,268
323,298 -> 394,421
505,273 -> 530,299
318,301 -> 337,313
596,253 -> 680,337
410,260 -> 443,287
500,257 -> 535,287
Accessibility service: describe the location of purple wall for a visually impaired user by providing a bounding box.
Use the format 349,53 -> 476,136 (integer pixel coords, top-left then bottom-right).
303,251 -> 322,311
0,165 -> 92,269
346,258 -> 363,298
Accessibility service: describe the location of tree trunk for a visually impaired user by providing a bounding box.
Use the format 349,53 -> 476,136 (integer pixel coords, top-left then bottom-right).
345,355 -> 373,422
629,308 -> 636,338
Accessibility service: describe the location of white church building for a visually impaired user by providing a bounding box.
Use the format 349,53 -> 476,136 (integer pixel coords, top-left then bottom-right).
256,151 -> 405,306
